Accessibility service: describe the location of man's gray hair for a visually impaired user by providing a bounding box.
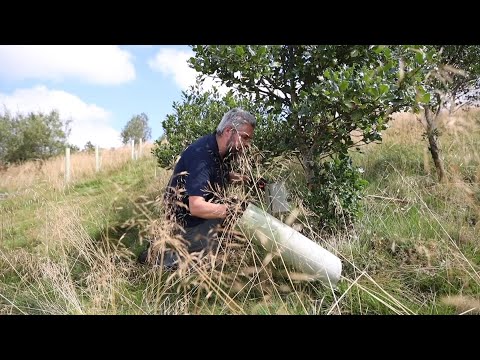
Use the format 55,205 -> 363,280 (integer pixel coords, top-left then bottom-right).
216,108 -> 256,135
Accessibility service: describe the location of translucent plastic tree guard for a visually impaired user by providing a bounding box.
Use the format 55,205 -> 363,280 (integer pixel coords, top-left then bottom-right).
237,203 -> 342,287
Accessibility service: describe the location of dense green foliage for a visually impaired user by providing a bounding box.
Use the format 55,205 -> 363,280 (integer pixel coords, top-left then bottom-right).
152,86 -> 281,169
0,109 -> 70,164
155,46 -> 423,226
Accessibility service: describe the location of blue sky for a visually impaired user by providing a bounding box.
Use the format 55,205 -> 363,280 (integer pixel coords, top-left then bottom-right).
0,45 -> 227,149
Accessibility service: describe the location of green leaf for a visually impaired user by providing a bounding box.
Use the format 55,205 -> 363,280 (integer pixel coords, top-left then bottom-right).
340,80 -> 349,91
415,85 -> 431,104
420,92 -> 431,103
236,46 -> 245,56
415,52 -> 424,64
351,110 -> 363,122
379,84 -> 389,95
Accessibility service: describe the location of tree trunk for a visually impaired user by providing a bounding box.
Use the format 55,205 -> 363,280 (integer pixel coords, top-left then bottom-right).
424,106 -> 446,182
302,154 -> 315,190
448,94 -> 457,115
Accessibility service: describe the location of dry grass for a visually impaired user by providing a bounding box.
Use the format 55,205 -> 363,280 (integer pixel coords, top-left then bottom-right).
0,149 -> 171,314
387,111 -> 425,144
2,109 -> 480,314
440,295 -> 480,315
359,108 -> 480,182
0,200 -> 140,314
0,142 -> 155,193
357,107 -> 480,150
131,146 -> 418,315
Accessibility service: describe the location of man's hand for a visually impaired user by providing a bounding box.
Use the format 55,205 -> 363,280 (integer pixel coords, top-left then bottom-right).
255,177 -> 267,191
246,176 -> 268,191
224,196 -> 249,223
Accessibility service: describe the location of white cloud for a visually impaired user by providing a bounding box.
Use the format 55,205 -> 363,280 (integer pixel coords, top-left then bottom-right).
147,47 -> 197,89
147,47 -> 229,95
0,86 -> 122,149
0,45 -> 135,85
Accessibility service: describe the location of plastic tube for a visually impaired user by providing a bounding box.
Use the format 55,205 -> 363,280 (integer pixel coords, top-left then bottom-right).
237,203 -> 342,286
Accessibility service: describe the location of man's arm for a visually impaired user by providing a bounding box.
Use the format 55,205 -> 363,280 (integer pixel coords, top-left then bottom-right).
189,196 -> 228,219
230,172 -> 268,191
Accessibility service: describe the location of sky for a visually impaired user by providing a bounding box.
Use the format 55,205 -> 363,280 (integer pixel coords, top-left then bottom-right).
0,45 -> 228,149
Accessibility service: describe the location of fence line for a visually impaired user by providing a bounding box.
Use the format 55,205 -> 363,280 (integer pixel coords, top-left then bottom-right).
0,141 -> 157,192
64,140 -> 145,185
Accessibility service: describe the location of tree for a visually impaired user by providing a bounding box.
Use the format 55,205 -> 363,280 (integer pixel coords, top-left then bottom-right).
154,85 -> 262,168
410,46 -> 480,182
189,45 -> 427,227
153,82 -> 290,170
0,110 -> 14,164
433,46 -> 480,114
83,141 -> 95,152
0,109 -> 70,164
121,113 -> 152,145
68,144 -> 80,153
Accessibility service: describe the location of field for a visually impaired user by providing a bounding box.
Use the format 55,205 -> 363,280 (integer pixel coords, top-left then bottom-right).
1,110 -> 479,315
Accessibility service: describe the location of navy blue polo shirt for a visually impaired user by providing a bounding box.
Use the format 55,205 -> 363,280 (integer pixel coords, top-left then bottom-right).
165,133 -> 231,228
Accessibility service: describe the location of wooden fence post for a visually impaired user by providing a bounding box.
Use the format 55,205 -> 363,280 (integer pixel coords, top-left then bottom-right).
95,145 -> 100,172
65,147 -> 71,183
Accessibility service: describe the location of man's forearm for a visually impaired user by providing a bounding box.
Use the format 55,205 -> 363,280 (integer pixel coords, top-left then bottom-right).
189,196 -> 228,219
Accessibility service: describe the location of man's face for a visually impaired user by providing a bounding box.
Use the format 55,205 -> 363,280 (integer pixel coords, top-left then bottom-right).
226,123 -> 254,155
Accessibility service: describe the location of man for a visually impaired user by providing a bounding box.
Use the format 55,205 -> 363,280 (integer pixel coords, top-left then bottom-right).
139,108 -> 256,269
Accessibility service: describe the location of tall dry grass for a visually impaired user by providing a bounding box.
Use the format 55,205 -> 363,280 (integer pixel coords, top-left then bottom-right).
0,201 -> 138,314
359,108 -> 480,182
0,144 -> 170,314
2,109 -> 480,314
0,143 -> 154,193
348,107 -> 480,314
131,143 -> 422,315
0,125 -> 455,314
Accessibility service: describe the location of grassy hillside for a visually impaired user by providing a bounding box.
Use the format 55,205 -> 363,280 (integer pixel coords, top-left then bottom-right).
1,110 -> 479,315
0,145 -> 170,314
348,109 -> 480,314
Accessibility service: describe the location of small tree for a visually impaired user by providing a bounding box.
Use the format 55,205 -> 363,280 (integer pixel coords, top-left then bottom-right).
121,113 -> 152,145
189,45 -> 427,227
411,45 -> 480,182
0,109 -> 70,164
83,141 -> 95,152
68,144 -> 80,153
153,83 -> 284,170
